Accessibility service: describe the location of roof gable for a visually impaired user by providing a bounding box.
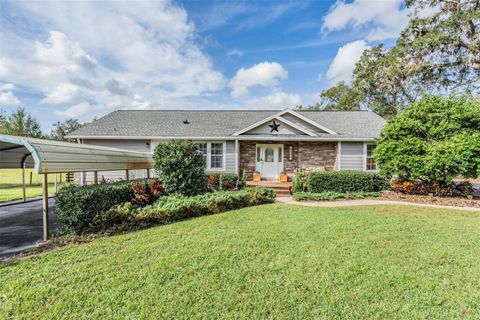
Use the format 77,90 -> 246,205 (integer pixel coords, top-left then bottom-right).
232,109 -> 335,137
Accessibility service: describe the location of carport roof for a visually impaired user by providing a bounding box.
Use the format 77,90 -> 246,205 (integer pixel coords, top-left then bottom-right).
0,134 -> 153,174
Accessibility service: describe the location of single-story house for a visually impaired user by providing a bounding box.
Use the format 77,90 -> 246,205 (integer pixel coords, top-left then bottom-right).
67,108 -> 386,181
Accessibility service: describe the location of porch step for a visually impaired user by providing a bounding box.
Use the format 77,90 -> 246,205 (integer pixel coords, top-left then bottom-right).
247,181 -> 292,197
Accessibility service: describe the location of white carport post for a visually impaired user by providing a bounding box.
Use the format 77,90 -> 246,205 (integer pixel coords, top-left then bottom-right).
22,162 -> 26,202
42,173 -> 49,241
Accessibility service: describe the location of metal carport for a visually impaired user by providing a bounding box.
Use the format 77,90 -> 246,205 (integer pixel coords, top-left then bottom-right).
0,134 -> 153,241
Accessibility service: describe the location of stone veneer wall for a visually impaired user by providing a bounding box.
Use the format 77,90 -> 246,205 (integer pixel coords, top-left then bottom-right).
298,141 -> 337,173
239,140 -> 336,180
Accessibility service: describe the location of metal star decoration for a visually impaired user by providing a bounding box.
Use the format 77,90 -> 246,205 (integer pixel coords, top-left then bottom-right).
269,120 -> 280,133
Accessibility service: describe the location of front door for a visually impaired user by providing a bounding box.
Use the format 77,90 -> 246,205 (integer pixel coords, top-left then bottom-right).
255,144 -> 283,180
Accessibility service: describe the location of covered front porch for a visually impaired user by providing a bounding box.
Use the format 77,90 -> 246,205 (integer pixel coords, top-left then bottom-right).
238,140 -> 337,182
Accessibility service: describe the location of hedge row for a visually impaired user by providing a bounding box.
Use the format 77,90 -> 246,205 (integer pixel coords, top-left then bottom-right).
93,188 -> 276,231
306,171 -> 388,193
293,191 -> 380,201
56,179 -> 155,233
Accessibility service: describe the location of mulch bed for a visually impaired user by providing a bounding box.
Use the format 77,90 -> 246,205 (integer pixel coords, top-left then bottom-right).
377,191 -> 480,208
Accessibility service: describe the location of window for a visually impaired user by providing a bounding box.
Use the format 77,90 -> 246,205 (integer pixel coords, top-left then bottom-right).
278,147 -> 283,162
196,143 -> 207,169
265,147 -> 274,162
366,144 -> 376,170
195,142 -> 225,170
256,147 -> 261,162
210,143 -> 224,169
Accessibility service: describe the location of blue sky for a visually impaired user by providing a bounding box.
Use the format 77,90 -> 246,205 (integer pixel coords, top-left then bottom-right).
0,0 -> 408,131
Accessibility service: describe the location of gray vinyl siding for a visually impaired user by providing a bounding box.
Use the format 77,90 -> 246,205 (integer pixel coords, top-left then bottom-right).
81,139 -> 152,182
340,142 -> 364,171
247,121 -> 306,135
82,139 -> 151,152
281,113 -> 328,134
225,140 -> 236,173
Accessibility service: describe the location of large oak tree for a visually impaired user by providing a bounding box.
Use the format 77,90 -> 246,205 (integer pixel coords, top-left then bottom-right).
316,0 -> 480,118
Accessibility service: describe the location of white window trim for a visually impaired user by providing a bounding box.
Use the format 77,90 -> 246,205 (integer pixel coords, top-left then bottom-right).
195,141 -> 226,172
364,142 -> 377,172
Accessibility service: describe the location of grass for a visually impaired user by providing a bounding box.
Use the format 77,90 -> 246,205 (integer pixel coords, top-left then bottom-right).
2,204 -> 480,319
0,169 -> 63,202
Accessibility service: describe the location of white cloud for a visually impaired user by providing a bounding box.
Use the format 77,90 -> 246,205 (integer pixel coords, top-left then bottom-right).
0,83 -> 20,105
227,49 -> 243,57
322,0 -> 408,41
229,62 -> 288,97
326,40 -> 370,84
0,91 -> 20,106
54,102 -> 93,118
41,83 -> 88,104
0,1 -> 225,117
249,90 -> 301,107
0,83 -> 15,91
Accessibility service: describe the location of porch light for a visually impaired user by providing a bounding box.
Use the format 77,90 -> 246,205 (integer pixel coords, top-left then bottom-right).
289,146 -> 293,161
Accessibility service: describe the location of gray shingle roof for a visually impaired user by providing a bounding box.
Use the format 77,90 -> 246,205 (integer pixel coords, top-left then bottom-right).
68,110 -> 385,139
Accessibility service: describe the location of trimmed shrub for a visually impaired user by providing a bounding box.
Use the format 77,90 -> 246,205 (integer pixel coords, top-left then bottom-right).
219,173 -> 238,190
93,188 -> 276,230
56,179 -> 151,233
307,171 -> 388,193
293,191 -> 380,201
153,140 -> 207,196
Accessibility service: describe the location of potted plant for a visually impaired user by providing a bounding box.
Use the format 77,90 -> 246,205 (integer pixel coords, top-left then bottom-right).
253,171 -> 261,182
279,171 -> 288,183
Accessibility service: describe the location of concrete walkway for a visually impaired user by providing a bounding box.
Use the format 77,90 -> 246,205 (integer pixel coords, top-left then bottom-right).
0,198 -> 58,259
276,197 -> 480,212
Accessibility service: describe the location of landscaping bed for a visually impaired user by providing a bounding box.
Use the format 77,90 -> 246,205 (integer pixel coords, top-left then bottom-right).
377,191 -> 480,208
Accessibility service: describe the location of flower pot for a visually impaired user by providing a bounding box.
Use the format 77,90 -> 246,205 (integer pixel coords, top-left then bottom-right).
279,174 -> 288,183
253,172 -> 261,182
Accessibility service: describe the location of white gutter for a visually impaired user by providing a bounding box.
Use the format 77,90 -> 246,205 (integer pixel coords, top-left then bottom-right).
68,135 -> 377,142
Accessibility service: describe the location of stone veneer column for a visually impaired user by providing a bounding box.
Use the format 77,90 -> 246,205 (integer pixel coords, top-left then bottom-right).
239,141 -> 256,180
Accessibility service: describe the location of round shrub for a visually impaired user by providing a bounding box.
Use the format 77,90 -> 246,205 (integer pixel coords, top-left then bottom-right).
153,140 -> 207,196
375,95 -> 480,186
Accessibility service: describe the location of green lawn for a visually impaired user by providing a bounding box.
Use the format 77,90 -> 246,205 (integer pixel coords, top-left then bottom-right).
2,204 -> 480,319
0,169 -> 62,202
